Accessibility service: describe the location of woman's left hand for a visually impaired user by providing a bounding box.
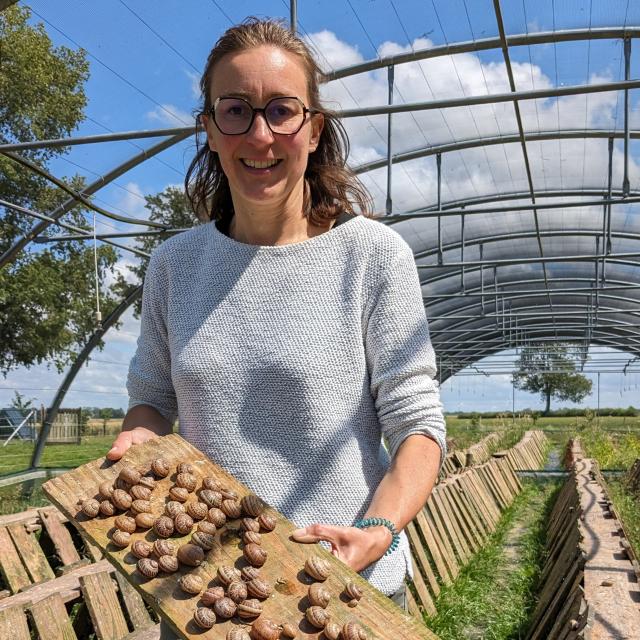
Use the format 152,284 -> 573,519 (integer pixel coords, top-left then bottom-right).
291,524 -> 392,572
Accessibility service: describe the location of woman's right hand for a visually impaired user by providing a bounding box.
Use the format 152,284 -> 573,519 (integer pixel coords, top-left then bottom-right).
106,426 -> 160,461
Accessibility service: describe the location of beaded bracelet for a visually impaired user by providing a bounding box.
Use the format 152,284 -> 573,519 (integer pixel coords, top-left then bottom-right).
353,517 -> 400,556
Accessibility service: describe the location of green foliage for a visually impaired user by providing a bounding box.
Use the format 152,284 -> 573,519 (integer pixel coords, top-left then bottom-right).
512,343 -> 592,414
9,390 -> 35,411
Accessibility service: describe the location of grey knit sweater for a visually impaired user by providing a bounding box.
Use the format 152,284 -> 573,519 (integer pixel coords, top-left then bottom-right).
127,214 -> 446,595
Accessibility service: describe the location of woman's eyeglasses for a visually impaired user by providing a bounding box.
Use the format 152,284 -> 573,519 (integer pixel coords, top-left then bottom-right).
208,96 -> 314,135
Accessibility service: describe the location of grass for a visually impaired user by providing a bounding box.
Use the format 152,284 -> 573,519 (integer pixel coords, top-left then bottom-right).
425,479 -> 561,640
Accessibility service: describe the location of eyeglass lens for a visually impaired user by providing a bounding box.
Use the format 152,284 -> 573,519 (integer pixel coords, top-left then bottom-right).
214,97 -> 305,134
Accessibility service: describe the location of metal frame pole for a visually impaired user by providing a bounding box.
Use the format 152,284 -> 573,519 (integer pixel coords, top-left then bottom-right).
386,66 -> 394,215
623,37 -> 631,197
437,153 -> 442,263
290,0 -> 297,34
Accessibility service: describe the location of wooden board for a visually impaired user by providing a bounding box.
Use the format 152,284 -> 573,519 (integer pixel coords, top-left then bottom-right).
7,521 -> 56,583
0,526 -> 31,593
80,570 -> 130,639
39,507 -> 82,567
43,434 -> 438,640
29,592 -> 78,639
0,603 -> 30,640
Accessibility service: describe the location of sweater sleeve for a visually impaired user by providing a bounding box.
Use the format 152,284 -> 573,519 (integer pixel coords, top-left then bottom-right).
364,241 -> 447,468
126,250 -> 178,424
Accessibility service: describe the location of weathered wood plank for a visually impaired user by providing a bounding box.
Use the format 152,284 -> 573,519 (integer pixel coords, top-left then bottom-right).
406,522 -> 440,598
0,603 -> 31,640
29,592 -> 78,640
0,526 -> 31,593
409,557 -> 436,617
39,508 -> 81,567
80,571 -> 130,640
115,572 -> 153,630
7,522 -> 55,584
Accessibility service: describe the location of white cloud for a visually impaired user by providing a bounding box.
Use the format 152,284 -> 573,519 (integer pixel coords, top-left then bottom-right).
146,103 -> 194,127
186,70 -> 202,101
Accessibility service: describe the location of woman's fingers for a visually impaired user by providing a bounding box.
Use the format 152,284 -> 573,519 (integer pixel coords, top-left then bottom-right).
106,428 -> 159,461
291,523 -> 344,545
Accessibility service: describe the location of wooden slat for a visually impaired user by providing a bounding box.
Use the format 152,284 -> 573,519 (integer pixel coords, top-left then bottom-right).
406,522 -> 440,597
115,572 -> 153,630
0,526 -> 31,593
414,509 -> 452,585
7,522 -> 55,583
80,571 -> 129,640
39,508 -> 81,567
29,592 -> 78,640
409,557 -> 436,616
123,625 -> 161,640
424,502 -> 459,578
0,603 -> 31,640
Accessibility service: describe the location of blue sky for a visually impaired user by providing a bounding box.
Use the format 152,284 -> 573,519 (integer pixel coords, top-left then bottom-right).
3,0 -> 640,412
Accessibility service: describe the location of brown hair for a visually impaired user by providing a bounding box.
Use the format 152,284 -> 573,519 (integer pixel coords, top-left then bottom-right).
184,17 -> 372,225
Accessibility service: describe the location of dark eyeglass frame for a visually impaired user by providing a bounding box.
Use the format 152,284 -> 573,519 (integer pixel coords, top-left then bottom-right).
207,95 -> 316,135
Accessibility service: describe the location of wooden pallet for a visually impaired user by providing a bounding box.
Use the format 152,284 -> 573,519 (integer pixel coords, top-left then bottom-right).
42,434 -> 439,640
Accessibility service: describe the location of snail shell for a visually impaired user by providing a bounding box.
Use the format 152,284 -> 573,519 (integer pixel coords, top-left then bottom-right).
207,507 -> 227,528
137,557 -> 158,578
176,462 -> 193,475
131,499 -> 152,515
197,520 -> 217,536
241,517 -> 260,533
227,580 -> 248,603
202,476 -> 223,491
342,622 -> 369,640
165,500 -> 185,518
213,596 -> 237,619
241,566 -> 261,582
186,501 -> 208,521
227,629 -> 251,640
344,581 -> 363,600
191,531 -> 215,551
158,555 -> 179,573
250,618 -> 280,640
151,458 -> 170,478
246,577 -> 273,600
119,466 -> 141,486
217,565 -> 241,586
236,598 -> 263,619
193,606 -> 216,630
178,573 -> 203,595
324,622 -> 341,640
138,475 -> 156,490
80,498 -> 100,518
243,530 -> 262,545
135,512 -> 155,529
201,586 -> 225,606
221,499 -> 242,519
111,489 -> 132,511
308,582 -> 331,608
220,487 -> 238,500
98,481 -> 114,500
348,598 -> 359,608
305,555 -> 330,581
199,489 -> 223,508
99,500 -> 116,517
111,529 -> 131,548
114,514 -> 136,534
177,543 -> 204,567
173,512 -> 194,535
243,542 -> 267,567
153,515 -> 174,538
131,540 -> 153,559
168,486 -> 189,503
176,472 -> 197,492
153,539 -> 175,557
257,513 -> 276,532
280,622 -> 298,639
305,606 -> 330,629
129,484 -> 151,501
114,477 -> 132,492
241,494 -> 266,517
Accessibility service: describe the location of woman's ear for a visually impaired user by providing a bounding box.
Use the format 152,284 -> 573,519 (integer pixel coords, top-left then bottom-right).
308,113 -> 324,153
201,113 -> 217,153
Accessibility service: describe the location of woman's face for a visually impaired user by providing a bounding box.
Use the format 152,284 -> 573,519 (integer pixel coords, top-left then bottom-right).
202,45 -> 324,216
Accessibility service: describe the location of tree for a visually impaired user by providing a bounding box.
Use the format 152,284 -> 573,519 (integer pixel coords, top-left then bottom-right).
0,6 -> 119,374
512,343 -> 593,415
10,390 -> 34,412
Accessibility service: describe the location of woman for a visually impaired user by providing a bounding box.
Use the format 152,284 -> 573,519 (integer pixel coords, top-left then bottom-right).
108,17 -> 446,615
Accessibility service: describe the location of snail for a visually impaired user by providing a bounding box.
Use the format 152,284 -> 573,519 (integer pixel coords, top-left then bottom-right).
250,618 -> 280,640
246,577 -> 273,600
243,531 -> 262,545
174,513 -> 194,535
213,596 -> 237,619
99,500 -> 116,517
176,472 -> 197,493
217,565 -> 241,586
207,507 -> 227,528
344,581 -> 363,601
114,515 -> 136,534
168,486 -> 189,503
80,498 -> 100,518
243,542 -> 267,567
305,606 -> 330,629
236,598 -> 263,619
114,477 -> 132,492
186,501 -> 208,521
165,500 -> 185,518
129,485 -> 151,501
202,476 -> 223,491
138,475 -> 156,491
308,582 -> 331,608
191,531 -> 215,551
197,520 -> 217,536
158,555 -> 179,573
200,586 -> 225,606
227,580 -> 248,603
193,607 -> 216,630
199,489 -> 223,508
176,462 -> 193,475
177,543 -> 204,567
111,529 -> 131,548
304,556 -> 330,582
221,499 -> 242,519
241,517 -> 260,533
153,539 -> 175,557
98,481 -> 114,500
151,458 -> 170,478
137,557 -> 158,578
111,489 -> 132,511
220,488 -> 238,500
119,466 -> 141,486
241,494 -> 266,517
227,629 -> 251,640
348,599 -> 359,608
153,515 -> 174,538
257,513 -> 276,532
324,622 -> 341,640
131,540 -> 153,559
241,566 -> 261,582
342,622 -> 368,640
131,499 -> 152,515
178,573 -> 203,595
135,512 -> 155,529
280,622 -> 298,639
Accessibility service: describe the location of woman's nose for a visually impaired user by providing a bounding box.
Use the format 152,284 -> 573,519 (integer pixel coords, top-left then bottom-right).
247,112 -> 274,143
